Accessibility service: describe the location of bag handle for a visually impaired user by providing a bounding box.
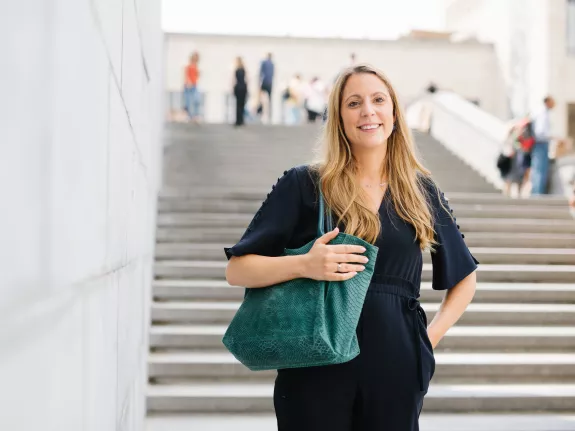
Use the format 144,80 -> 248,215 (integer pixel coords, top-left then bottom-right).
317,188 -> 334,237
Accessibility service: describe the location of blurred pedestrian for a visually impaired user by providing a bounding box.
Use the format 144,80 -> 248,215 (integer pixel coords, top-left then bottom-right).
233,57 -> 248,127
568,176 -> 575,218
259,53 -> 275,123
530,96 -> 555,195
284,74 -> 303,125
304,77 -> 328,123
500,122 -> 531,198
349,52 -> 357,66
183,51 -> 201,123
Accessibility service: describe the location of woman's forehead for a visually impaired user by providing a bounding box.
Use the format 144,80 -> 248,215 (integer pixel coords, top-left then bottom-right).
342,74 -> 390,98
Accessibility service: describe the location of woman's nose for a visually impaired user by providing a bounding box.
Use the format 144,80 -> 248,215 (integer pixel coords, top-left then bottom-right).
361,101 -> 375,117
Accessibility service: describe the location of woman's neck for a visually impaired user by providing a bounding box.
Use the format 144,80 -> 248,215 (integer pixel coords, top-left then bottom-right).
354,145 -> 388,183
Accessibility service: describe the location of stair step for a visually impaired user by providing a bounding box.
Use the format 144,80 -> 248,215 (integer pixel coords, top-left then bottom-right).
155,229 -> 575,248
157,201 -> 573,220
154,261 -> 575,283
166,178 -> 499,193
152,123 -> 573,416
148,351 -> 575,383
159,189 -> 570,207
149,325 -> 575,352
156,214 -> 575,234
154,244 -> 575,264
152,280 -> 575,303
151,301 -> 575,326
463,233 -> 575,248
147,382 -> 575,413
146,413 -> 575,431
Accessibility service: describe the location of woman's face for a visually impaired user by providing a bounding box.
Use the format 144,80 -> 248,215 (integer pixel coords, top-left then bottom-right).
340,73 -> 395,150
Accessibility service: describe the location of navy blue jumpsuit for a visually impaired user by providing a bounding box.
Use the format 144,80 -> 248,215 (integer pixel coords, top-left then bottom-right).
225,165 -> 479,431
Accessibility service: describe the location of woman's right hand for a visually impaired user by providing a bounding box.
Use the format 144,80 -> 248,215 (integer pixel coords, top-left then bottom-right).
302,227 -> 369,281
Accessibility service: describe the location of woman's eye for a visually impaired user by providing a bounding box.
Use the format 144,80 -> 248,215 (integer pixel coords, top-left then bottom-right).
348,101 -> 359,108
375,97 -> 385,103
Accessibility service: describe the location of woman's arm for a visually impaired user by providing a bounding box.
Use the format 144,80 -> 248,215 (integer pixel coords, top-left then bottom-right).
226,254 -> 308,288
427,271 -> 476,349
226,228 -> 368,288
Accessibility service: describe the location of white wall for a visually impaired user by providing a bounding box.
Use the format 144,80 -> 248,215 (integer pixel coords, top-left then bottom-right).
0,0 -> 162,430
164,33 -> 508,124
548,0 -> 575,138
446,0 -> 575,138
446,0 -> 515,116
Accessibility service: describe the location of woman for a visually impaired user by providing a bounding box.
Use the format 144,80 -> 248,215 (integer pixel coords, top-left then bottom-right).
225,64 -> 478,430
501,120 -> 531,197
284,74 -> 303,125
233,57 -> 248,126
183,51 -> 200,122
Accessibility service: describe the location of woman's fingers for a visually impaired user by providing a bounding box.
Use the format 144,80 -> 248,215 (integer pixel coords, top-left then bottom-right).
326,271 -> 358,281
336,253 -> 370,264
328,244 -> 367,255
315,227 -> 339,245
334,263 -> 366,273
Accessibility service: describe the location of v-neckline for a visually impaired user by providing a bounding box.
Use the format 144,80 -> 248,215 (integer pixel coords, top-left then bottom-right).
370,185 -> 389,215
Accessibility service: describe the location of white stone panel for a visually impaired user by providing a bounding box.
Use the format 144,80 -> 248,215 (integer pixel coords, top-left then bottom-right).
47,297 -> 84,430
0,0 -> 162,430
122,0 -> 147,155
50,0 -> 110,288
0,0 -> 52,306
107,85 -> 136,269
93,0 -> 124,80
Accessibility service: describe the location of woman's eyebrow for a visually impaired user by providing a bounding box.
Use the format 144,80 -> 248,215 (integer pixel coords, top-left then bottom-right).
344,91 -> 390,102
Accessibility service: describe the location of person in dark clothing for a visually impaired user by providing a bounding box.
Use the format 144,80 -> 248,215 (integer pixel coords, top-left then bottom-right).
259,52 -> 275,122
224,64 -> 478,430
233,57 -> 248,127
426,82 -> 437,94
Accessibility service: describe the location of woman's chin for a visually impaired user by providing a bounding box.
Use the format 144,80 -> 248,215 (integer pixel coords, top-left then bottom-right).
355,135 -> 387,149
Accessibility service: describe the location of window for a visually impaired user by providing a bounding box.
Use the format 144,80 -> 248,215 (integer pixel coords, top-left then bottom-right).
568,0 -> 575,54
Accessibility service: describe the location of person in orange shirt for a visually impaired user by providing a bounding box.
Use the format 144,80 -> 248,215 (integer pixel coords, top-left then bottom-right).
183,52 -> 200,122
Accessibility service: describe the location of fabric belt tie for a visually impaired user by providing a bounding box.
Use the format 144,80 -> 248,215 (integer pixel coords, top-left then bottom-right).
407,297 -> 426,392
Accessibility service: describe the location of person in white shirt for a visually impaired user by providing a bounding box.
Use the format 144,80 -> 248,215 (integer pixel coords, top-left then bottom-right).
304,77 -> 328,123
530,96 -> 555,195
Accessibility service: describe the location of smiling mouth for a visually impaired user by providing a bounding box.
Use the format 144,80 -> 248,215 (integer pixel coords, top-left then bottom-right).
358,124 -> 381,130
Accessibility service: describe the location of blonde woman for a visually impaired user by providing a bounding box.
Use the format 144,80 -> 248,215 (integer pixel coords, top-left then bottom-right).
225,64 -> 478,430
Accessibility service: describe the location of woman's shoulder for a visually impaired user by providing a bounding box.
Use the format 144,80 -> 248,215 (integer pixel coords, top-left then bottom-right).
279,164 -> 320,204
293,163 -> 319,182
418,174 -> 444,207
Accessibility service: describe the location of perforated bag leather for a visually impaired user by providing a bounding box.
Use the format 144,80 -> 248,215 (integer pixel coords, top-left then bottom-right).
222,189 -> 379,371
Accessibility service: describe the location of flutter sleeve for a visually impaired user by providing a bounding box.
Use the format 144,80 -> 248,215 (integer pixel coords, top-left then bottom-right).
426,179 -> 479,290
224,167 -> 302,260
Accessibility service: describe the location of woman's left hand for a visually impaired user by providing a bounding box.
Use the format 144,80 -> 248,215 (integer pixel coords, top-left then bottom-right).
426,272 -> 477,351
427,329 -> 441,350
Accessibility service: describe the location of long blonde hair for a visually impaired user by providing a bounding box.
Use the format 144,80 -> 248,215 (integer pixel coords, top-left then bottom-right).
314,64 -> 436,250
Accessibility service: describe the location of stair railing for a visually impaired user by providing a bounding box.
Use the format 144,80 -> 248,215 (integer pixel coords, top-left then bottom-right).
406,92 -> 507,190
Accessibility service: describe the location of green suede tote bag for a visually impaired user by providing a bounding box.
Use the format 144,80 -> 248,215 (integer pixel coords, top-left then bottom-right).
222,189 -> 379,371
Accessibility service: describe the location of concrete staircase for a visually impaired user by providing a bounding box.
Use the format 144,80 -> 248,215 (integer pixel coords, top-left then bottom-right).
148,124 -> 575,419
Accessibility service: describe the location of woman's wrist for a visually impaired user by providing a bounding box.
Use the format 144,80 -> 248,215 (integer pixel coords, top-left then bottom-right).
293,254 -> 310,279
426,325 -> 444,349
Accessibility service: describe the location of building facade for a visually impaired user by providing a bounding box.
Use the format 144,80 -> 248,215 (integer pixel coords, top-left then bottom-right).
165,32 -> 508,123
446,0 -> 575,139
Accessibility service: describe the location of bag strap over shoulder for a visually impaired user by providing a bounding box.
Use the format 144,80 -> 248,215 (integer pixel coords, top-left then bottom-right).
317,188 -> 334,237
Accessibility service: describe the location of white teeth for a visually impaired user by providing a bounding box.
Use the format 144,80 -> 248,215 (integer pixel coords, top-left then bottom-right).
360,124 -> 379,130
